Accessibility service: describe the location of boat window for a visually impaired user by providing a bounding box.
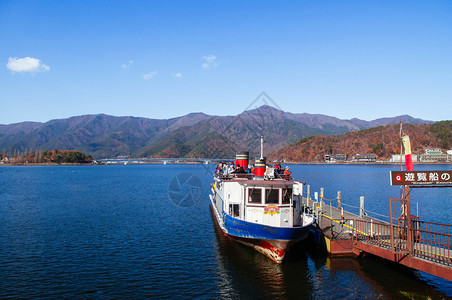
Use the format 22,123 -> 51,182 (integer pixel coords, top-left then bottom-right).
282,188 -> 292,204
233,204 -> 240,217
265,188 -> 279,204
248,188 -> 262,204
229,204 -> 240,217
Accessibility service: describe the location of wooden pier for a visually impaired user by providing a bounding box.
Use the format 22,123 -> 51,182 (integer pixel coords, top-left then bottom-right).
304,187 -> 452,282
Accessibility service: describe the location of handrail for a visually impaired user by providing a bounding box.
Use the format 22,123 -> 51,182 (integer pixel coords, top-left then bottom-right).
351,218 -> 451,265
321,214 -> 369,237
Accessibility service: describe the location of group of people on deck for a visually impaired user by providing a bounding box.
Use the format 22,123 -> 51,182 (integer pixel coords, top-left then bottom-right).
274,163 -> 291,176
215,162 -> 291,176
215,162 -> 252,175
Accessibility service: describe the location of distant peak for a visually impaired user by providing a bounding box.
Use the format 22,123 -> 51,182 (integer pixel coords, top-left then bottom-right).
241,105 -> 284,115
185,112 -> 208,117
257,104 -> 282,111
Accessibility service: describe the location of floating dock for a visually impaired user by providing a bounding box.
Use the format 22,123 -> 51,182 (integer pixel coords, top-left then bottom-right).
304,188 -> 452,282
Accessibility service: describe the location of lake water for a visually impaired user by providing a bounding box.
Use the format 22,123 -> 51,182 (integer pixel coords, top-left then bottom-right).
0,164 -> 450,298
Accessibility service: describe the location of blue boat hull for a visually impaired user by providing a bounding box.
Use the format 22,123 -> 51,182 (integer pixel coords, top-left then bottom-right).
211,203 -> 313,263
225,214 -> 311,241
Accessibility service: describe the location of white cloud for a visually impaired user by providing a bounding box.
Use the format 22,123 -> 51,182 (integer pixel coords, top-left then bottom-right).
121,60 -> 134,69
202,55 -> 219,69
7,57 -> 50,73
143,71 -> 158,80
204,55 -> 216,63
174,72 -> 182,78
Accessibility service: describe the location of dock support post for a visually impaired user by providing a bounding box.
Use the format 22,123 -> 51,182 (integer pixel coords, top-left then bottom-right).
315,192 -> 319,215
360,196 -> 365,218
337,191 -> 341,209
330,201 -> 332,218
320,188 -> 324,206
370,219 -> 373,237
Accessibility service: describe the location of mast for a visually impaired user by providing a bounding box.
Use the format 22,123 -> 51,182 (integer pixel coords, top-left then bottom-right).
260,136 -> 264,160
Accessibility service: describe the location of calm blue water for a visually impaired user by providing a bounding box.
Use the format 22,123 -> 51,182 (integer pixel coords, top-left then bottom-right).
0,164 -> 450,298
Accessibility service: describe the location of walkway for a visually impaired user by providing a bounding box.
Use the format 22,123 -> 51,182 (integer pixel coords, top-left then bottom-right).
305,197 -> 452,281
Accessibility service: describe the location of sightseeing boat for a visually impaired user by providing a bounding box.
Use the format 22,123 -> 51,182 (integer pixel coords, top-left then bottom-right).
209,138 -> 315,263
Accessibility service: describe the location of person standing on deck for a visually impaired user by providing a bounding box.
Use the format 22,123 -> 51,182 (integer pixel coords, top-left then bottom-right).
283,166 -> 291,176
233,164 -> 245,174
222,163 -> 228,175
228,162 -> 235,174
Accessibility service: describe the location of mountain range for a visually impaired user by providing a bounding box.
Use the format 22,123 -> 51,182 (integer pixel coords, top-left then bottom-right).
0,105 -> 434,159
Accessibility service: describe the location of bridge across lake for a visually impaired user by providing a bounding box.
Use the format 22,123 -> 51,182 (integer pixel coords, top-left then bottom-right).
99,158 -> 234,164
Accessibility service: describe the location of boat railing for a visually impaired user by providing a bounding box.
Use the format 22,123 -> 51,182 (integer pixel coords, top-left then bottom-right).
276,174 -> 292,181
215,173 -> 293,181
216,173 -> 254,180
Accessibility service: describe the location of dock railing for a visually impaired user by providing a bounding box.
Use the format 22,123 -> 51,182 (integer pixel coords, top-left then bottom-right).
320,215 -> 355,241
352,218 -> 451,266
319,213 -> 451,267
311,183 -> 452,280
411,220 -> 451,266
352,219 -> 404,252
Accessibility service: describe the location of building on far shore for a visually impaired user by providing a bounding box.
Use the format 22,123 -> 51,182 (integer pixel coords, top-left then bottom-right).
391,154 -> 418,163
324,154 -> 347,163
352,154 -> 377,162
117,155 -> 130,159
419,149 -> 450,162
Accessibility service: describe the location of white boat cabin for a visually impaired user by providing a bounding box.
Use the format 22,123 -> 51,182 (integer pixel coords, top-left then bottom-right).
214,176 -> 305,228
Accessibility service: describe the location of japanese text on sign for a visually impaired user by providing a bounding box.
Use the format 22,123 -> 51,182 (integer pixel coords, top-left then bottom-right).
390,171 -> 452,186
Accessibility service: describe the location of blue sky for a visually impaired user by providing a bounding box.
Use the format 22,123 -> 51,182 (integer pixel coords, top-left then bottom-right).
1,1 -> 451,124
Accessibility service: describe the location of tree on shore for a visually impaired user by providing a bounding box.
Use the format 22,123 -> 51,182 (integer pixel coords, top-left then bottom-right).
1,149 -> 93,164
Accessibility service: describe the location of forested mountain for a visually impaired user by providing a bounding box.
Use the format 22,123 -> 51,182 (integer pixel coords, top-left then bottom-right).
0,113 -> 210,158
270,121 -> 452,162
0,105 -> 434,159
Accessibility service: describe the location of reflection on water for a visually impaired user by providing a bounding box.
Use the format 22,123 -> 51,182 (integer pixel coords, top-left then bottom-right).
213,218 -> 298,299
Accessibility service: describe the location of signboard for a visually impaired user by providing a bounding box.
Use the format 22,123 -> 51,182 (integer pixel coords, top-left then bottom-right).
390,171 -> 452,186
